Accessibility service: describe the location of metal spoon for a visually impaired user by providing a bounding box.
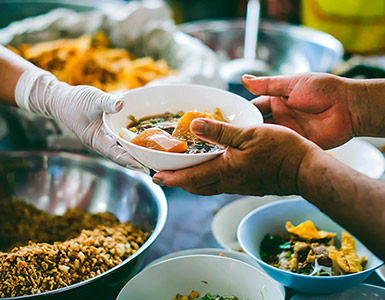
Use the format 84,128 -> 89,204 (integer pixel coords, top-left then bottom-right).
220,0 -> 270,83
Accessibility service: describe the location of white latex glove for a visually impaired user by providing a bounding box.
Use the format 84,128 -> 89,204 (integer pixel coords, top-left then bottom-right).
15,69 -> 147,172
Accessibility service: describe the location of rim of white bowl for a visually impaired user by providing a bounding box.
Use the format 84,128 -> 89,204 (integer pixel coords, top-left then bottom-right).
117,254 -> 285,300
103,83 -> 263,157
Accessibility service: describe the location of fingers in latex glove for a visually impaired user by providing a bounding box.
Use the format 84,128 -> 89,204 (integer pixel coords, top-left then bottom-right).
82,118 -> 149,173
15,70 -> 147,171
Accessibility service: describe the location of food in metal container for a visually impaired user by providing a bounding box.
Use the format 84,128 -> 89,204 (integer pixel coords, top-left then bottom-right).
8,32 -> 176,92
260,220 -> 366,276
0,198 -> 150,298
122,108 -> 226,154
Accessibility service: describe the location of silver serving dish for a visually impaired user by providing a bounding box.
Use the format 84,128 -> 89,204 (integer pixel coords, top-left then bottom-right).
178,19 -> 344,98
0,151 -> 167,300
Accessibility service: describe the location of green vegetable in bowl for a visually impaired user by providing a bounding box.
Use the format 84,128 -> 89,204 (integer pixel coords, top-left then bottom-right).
171,291 -> 238,300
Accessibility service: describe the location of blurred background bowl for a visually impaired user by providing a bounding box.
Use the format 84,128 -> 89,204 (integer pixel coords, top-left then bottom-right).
117,255 -> 285,300
211,195 -> 287,251
103,84 -> 263,171
290,283 -> 385,300
178,19 -> 344,99
237,198 -> 383,295
0,151 -> 167,300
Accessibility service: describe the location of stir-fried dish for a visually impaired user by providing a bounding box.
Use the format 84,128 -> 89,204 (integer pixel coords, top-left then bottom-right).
0,198 -> 149,297
121,108 -> 227,154
171,290 -> 238,300
260,220 -> 366,276
8,32 -> 175,92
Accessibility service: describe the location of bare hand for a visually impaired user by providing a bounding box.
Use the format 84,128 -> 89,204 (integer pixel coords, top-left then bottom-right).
242,73 -> 356,149
152,118 -> 319,196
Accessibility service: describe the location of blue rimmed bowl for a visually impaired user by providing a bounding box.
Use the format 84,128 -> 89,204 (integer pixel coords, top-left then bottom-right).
237,198 -> 383,295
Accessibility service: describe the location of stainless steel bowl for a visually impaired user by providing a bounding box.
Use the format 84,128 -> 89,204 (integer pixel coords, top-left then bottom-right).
177,19 -> 344,98
0,151 -> 167,300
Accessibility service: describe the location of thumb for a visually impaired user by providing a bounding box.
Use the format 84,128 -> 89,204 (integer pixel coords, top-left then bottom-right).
190,118 -> 246,148
98,93 -> 123,113
241,74 -> 294,97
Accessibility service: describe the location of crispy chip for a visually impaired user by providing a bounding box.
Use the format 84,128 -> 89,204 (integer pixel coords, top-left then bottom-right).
171,108 -> 227,143
286,220 -> 336,240
10,32 -> 175,92
172,111 -> 213,143
336,231 -> 363,273
327,245 -> 338,261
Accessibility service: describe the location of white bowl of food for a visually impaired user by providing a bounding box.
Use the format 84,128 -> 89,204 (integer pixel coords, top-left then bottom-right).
143,248 -> 286,298
103,84 -> 263,171
116,255 -> 284,300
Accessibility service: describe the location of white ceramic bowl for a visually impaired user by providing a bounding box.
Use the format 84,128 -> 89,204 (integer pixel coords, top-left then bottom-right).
327,138 -> 385,179
376,265 -> 385,283
212,195 -> 290,251
103,84 -> 263,171
290,283 -> 385,300
143,248 -> 286,298
116,255 -> 284,300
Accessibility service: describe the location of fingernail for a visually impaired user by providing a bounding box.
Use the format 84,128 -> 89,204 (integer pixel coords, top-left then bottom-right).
191,119 -> 208,135
243,74 -> 257,79
114,100 -> 123,112
153,176 -> 165,186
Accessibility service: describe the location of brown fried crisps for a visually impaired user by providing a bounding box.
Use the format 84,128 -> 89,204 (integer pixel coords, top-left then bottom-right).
286,220 -> 336,240
336,231 -> 363,273
9,32 -> 175,92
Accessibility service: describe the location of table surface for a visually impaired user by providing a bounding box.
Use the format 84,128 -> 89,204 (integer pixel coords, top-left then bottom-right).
143,186 -> 385,300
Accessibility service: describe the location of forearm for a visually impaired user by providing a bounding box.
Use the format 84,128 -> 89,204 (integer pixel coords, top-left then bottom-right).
298,148 -> 385,260
0,45 -> 37,106
347,77 -> 385,138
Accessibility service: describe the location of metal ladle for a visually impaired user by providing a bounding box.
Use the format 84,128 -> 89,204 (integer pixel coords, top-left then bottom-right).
220,0 -> 270,83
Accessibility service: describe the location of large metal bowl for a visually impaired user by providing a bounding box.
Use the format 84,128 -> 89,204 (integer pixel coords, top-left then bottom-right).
178,19 -> 344,98
0,151 -> 167,300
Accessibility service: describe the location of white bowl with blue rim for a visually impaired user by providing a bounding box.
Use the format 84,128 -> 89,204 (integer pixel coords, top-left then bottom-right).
237,198 -> 383,295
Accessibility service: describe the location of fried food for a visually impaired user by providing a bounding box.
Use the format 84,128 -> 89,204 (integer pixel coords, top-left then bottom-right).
262,220 -> 365,276
0,198 -> 149,297
286,220 -> 336,240
9,32 -> 176,92
336,231 -> 363,273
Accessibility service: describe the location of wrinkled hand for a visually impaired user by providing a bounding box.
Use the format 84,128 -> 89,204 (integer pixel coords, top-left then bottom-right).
242,73 -> 357,149
15,70 -> 146,172
152,118 -> 319,196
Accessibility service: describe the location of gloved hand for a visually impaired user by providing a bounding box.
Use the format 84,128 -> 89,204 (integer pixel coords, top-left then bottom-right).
15,69 -> 147,172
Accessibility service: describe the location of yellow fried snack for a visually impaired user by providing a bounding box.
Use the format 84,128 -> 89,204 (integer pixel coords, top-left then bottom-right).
172,108 -> 227,143
326,245 -> 339,261
336,231 -> 363,273
8,32 -> 176,92
286,220 -> 336,240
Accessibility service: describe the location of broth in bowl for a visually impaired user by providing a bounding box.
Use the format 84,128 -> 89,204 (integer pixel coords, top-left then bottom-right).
121,108 -> 226,154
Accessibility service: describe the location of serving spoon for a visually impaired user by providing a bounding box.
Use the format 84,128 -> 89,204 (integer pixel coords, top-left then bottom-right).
220,0 -> 270,83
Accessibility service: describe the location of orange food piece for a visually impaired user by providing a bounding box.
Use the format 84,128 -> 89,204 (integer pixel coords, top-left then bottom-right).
131,128 -> 187,153
172,111 -> 213,143
286,220 -> 336,240
212,107 -> 226,122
